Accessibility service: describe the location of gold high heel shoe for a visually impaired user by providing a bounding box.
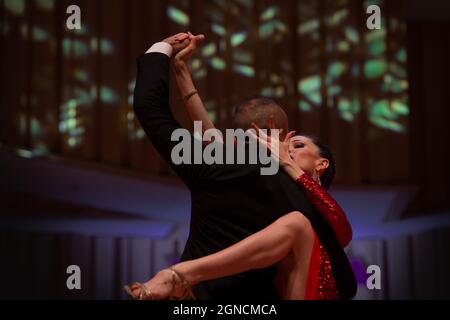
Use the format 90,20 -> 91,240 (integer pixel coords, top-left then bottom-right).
168,267 -> 196,300
123,267 -> 195,300
123,282 -> 155,300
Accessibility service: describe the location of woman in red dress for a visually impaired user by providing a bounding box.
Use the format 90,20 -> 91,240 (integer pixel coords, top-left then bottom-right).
125,34 -> 353,300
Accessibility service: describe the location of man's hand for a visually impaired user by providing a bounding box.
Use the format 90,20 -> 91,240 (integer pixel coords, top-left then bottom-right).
163,33 -> 191,55
174,32 -> 205,69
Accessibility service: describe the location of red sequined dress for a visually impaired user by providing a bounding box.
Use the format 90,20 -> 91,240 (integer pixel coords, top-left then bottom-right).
295,173 -> 353,300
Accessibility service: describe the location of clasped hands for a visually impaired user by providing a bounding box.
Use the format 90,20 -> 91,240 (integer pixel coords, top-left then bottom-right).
163,32 -> 205,69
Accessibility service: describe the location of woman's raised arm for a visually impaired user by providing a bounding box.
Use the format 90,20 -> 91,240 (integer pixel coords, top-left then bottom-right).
251,126 -> 352,247
172,33 -> 216,133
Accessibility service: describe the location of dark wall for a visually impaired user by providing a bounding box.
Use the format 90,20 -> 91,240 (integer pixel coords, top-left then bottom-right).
406,0 -> 450,214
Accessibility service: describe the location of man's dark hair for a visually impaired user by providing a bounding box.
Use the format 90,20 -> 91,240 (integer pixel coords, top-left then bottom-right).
231,95 -> 288,133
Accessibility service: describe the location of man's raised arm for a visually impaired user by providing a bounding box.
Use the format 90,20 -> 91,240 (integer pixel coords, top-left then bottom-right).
133,34 -> 204,186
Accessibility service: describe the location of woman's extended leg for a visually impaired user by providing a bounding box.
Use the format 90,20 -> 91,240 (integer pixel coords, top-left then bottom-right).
275,221 -> 315,299
133,211 -> 315,299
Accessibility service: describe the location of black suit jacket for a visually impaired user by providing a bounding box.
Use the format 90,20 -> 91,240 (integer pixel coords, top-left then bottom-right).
134,52 -> 356,299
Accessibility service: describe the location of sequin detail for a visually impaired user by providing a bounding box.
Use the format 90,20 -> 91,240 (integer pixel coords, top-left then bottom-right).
296,173 -> 352,299
316,243 -> 339,300
296,173 -> 353,247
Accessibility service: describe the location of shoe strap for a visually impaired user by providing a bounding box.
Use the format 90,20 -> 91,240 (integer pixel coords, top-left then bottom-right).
168,267 -> 196,300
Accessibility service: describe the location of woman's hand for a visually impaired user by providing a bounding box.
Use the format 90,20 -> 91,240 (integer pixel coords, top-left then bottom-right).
173,32 -> 205,70
162,33 -> 190,55
250,123 -> 304,180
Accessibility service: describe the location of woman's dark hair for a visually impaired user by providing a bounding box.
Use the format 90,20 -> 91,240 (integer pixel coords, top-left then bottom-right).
295,133 -> 336,189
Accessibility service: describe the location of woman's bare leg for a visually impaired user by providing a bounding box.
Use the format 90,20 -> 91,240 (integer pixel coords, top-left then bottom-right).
276,220 -> 314,299
135,211 -> 315,299
175,212 -> 312,285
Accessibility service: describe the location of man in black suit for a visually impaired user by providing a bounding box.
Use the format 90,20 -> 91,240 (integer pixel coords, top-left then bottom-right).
133,33 -> 356,299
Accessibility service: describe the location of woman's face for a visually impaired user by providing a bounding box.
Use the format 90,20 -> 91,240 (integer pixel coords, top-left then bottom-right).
288,135 -> 328,178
